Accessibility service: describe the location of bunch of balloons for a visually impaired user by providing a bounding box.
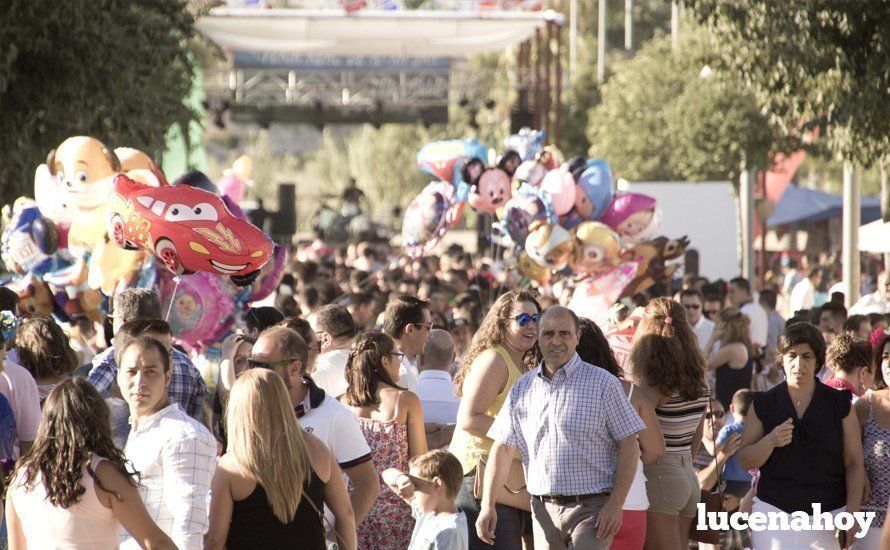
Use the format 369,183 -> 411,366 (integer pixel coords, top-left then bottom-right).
402,129 -> 692,322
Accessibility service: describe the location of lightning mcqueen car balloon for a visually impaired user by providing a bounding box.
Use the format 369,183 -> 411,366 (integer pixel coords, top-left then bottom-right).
106,174 -> 273,285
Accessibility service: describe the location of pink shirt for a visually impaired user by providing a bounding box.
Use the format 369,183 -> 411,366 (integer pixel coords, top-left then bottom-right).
0,359 -> 41,456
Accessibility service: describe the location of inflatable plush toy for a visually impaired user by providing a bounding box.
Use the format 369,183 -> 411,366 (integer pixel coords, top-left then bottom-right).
496,150 -> 522,178
621,235 -> 691,297
115,147 -> 168,187
513,160 -> 547,187
468,168 -> 512,214
106,174 -> 273,285
540,168 -> 576,216
44,259 -> 103,323
504,128 -> 546,161
570,221 -> 622,277
7,274 -> 56,317
1,199 -> 61,275
600,193 -> 662,246
518,251 -> 552,286
524,221 -> 573,272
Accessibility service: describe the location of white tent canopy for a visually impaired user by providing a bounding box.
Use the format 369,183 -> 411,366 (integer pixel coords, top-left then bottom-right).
859,218 -> 890,253
197,8 -> 562,58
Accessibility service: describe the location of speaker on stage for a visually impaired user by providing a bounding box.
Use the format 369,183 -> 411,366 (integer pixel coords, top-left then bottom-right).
271,183 -> 296,242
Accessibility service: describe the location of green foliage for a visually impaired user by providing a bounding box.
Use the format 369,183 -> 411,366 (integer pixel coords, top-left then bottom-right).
681,0 -> 890,167
0,0 -> 197,200
585,26 -> 772,183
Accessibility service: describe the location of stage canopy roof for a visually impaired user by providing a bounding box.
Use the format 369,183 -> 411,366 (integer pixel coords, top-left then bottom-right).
766,185 -> 882,227
197,8 -> 563,58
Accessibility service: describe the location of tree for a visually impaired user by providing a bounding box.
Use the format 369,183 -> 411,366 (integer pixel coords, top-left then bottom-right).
585,26 -> 773,183
680,0 -> 890,167
0,0 -> 198,199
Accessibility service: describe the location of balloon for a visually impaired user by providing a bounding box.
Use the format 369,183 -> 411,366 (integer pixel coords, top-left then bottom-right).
42,136 -> 120,224
524,221 -> 573,271
621,235 -> 691,298
115,147 -> 168,186
34,164 -> 73,228
217,171 -> 248,204
250,244 -> 287,302
504,128 -> 546,161
570,221 -> 622,277
518,251 -> 552,286
540,169 -> 576,216
401,182 -> 452,258
44,259 -> 103,323
513,160 -> 547,187
601,193 -> 662,245
537,145 -> 564,171
6,273 -> 55,317
497,184 -> 556,246
107,175 -> 273,285
469,168 -> 512,214
568,262 -> 639,329
416,139 -> 488,186
1,199 -> 61,275
496,150 -> 522,177
87,240 -> 146,295
574,159 -> 613,220
158,270 -> 239,347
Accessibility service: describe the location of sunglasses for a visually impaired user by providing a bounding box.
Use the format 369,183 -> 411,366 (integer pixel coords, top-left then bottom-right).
683,304 -> 701,310
705,410 -> 726,420
514,313 -> 540,328
246,357 -> 297,370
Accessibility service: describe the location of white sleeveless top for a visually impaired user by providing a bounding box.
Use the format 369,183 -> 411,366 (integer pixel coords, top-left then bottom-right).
11,453 -> 120,549
623,384 -> 650,511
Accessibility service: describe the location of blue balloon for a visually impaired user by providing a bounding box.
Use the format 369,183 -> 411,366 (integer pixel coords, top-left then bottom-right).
576,159 -> 613,221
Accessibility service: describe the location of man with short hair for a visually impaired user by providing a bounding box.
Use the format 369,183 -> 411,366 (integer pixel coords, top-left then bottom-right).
819,301 -> 848,334
680,289 -> 713,351
728,277 -> 768,351
88,288 -> 206,422
250,326 -> 379,524
347,291 -> 376,330
758,289 -> 785,385
477,307 -> 645,549
383,295 -> 432,393
703,294 -> 723,323
311,304 -> 357,398
118,336 -> 216,550
850,271 -> 890,315
789,265 -> 822,315
418,329 -> 460,449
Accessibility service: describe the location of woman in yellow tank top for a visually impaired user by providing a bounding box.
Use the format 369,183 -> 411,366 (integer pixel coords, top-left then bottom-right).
450,290 -> 541,550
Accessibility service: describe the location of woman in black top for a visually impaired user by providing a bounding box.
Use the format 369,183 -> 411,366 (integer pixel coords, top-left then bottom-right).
205,369 -> 357,550
705,307 -> 754,412
738,322 -> 865,548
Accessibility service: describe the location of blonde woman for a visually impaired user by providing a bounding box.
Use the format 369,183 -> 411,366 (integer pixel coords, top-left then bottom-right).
705,307 -> 754,412
205,369 -> 356,550
449,290 -> 542,550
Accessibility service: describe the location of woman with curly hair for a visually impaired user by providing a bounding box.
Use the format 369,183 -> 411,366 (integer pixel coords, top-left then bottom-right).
704,307 -> 754,412
16,316 -> 79,407
630,297 -> 709,550
450,290 -> 541,550
341,331 -> 427,550
576,318 -> 665,550
6,377 -> 173,549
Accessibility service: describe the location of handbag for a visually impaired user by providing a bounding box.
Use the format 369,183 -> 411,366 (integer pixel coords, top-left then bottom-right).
689,399 -> 725,545
473,454 -> 532,512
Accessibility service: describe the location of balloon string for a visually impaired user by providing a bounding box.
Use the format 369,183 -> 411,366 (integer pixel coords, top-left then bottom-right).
165,276 -> 182,322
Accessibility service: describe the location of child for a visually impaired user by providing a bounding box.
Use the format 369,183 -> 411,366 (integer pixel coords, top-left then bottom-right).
716,388 -> 754,498
383,450 -> 468,550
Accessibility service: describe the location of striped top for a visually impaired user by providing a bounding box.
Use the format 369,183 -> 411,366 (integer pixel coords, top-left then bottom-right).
655,392 -> 709,454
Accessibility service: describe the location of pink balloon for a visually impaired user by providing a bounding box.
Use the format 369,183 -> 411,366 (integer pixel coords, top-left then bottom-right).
541,169 -> 576,216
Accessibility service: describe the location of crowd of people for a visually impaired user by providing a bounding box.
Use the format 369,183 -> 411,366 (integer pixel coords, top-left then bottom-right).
0,233 -> 888,549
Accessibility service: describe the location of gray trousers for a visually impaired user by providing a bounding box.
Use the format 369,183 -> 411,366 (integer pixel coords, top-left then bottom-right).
530,494 -> 613,550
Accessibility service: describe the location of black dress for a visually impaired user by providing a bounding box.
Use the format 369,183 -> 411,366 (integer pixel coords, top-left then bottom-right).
226,470 -> 327,549
752,380 -> 851,513
715,357 -> 754,411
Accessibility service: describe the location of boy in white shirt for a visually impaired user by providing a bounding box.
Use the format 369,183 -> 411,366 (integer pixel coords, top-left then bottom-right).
383,450 -> 469,550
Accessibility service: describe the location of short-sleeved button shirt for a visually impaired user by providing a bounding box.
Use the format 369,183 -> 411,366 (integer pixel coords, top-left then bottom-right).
488,353 -> 645,496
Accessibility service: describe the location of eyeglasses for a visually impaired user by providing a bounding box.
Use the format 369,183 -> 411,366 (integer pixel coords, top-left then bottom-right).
246,357 -> 297,370
683,304 -> 701,310
705,410 -> 726,420
514,313 -> 540,328
392,351 -> 406,361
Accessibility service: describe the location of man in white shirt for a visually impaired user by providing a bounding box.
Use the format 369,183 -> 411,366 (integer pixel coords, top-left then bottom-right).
383,295 -> 432,394
679,289 -> 713,352
789,266 -> 822,316
250,326 -> 379,524
310,304 -> 357,398
117,336 -> 216,550
418,329 -> 461,449
850,271 -> 890,315
728,277 -> 768,350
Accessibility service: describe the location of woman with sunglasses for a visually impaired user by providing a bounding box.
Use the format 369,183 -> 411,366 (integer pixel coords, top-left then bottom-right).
341,331 -> 428,550
450,290 -> 542,550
